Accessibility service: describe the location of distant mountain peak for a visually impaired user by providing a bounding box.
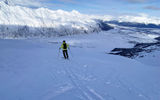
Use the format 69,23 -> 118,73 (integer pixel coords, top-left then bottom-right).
4,0 -> 9,5
3,0 -> 12,5
0,0 -> 14,6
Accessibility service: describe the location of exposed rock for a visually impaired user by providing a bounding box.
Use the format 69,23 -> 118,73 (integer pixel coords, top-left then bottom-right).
109,48 -> 143,58
109,41 -> 160,58
134,42 -> 160,48
97,20 -> 114,31
155,37 -> 160,41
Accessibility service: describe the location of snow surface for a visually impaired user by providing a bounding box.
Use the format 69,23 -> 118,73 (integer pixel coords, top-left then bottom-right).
0,30 -> 160,100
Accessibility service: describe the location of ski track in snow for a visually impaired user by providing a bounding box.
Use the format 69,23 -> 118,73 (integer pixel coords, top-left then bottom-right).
44,56 -> 111,100
116,78 -> 151,100
60,60 -> 104,100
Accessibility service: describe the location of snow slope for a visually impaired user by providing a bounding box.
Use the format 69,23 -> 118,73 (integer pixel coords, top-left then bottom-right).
0,29 -> 160,100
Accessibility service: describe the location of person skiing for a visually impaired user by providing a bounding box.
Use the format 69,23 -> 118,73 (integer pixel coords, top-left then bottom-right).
59,40 -> 69,59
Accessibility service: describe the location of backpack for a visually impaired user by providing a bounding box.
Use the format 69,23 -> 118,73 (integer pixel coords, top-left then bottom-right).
63,43 -> 67,49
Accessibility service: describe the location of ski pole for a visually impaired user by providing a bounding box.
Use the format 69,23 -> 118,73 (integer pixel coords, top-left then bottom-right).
58,48 -> 61,58
69,49 -> 73,58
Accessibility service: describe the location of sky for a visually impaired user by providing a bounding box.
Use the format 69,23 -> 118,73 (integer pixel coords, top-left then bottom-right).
2,0 -> 160,17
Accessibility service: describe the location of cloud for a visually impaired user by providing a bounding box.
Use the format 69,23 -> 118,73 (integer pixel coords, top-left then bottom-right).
0,0 -> 78,10
123,0 -> 148,3
1,0 -> 43,7
0,0 -> 54,8
58,0 -> 78,4
6,0 -> 79,8
117,13 -> 160,25
144,6 -> 160,10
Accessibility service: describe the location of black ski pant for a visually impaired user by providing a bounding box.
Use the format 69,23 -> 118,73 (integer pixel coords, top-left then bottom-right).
63,50 -> 69,59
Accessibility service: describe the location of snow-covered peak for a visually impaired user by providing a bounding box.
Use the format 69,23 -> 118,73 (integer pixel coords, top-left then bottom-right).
0,1 -> 112,38
0,0 -> 15,6
0,0 -> 42,8
0,0 -> 160,28
3,0 -> 11,5
0,1 -> 95,28
118,14 -> 160,25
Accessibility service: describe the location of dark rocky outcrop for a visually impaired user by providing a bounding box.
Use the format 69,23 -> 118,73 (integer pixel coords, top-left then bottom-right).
109,37 -> 160,58
134,42 -> 160,48
155,37 -> 160,41
96,20 -> 114,31
110,48 -> 143,58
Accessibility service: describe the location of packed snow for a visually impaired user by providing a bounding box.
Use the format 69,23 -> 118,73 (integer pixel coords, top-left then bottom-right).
0,29 -> 160,100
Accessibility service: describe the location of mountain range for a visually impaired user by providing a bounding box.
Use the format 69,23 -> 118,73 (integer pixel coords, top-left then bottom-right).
0,0 -> 160,38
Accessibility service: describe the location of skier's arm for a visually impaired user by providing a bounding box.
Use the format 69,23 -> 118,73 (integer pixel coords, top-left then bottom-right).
59,44 -> 63,49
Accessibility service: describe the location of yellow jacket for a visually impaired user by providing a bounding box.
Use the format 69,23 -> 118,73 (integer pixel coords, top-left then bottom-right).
60,43 -> 69,50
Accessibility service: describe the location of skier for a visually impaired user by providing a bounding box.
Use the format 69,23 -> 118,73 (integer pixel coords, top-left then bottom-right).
59,40 -> 69,59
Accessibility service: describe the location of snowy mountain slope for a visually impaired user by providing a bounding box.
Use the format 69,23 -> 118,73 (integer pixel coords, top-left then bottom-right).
106,21 -> 160,29
116,14 -> 160,25
107,25 -> 160,59
1,0 -> 160,39
0,30 -> 160,100
0,0 -> 114,38
0,0 -> 93,27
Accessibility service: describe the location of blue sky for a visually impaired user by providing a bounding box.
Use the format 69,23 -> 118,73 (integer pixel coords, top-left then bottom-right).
43,0 -> 160,16
7,0 -> 160,17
